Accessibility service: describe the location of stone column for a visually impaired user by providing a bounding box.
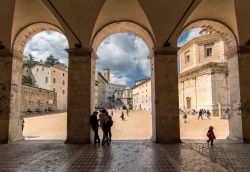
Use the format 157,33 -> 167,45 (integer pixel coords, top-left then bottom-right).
0,50 -> 23,143
226,48 -> 243,141
153,47 -> 180,143
237,46 -> 250,142
65,48 -> 94,144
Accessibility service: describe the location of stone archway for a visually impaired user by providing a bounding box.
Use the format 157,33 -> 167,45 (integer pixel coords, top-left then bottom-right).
0,23 -> 66,143
12,23 -> 64,60
180,19 -> 243,141
65,20 -> 181,143
91,21 -> 156,141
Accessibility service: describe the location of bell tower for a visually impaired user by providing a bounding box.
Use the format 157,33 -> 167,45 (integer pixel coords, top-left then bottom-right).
103,68 -> 110,83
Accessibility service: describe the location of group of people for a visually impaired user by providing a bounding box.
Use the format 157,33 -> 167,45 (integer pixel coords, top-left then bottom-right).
196,109 -> 211,120
90,109 -> 113,145
180,108 -> 216,146
180,108 -> 211,121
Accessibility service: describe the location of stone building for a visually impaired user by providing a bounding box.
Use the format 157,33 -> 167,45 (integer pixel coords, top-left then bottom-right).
24,63 -> 68,111
95,71 -> 108,108
132,78 -> 152,111
121,88 -> 133,109
178,32 -> 229,116
21,84 -> 56,113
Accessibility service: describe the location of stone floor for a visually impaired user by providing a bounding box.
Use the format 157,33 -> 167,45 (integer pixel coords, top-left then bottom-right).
1,140 -> 250,172
23,110 -> 229,140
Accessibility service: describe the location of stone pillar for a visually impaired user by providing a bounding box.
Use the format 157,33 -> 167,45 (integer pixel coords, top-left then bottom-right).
0,50 -> 23,143
65,48 -> 94,144
226,48 -> 243,141
153,47 -> 180,143
237,46 -> 250,142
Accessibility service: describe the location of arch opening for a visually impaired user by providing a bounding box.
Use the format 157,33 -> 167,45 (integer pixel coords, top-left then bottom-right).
177,20 -> 242,141
12,23 -> 69,141
91,22 -> 156,142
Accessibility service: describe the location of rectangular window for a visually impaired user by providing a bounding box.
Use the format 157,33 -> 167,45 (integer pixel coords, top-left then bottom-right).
204,43 -> 214,57
62,90 -> 65,94
205,47 -> 213,57
53,88 -> 56,92
45,77 -> 48,83
53,78 -> 56,83
185,55 -> 190,64
63,80 -> 65,85
184,51 -> 190,64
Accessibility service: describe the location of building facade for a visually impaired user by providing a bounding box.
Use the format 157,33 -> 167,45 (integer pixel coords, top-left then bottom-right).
95,71 -> 108,108
178,32 -> 229,116
120,87 -> 133,109
132,79 -> 152,111
23,63 -> 68,111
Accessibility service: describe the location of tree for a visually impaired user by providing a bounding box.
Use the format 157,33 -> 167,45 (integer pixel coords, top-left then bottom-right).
44,54 -> 60,66
23,54 -> 36,68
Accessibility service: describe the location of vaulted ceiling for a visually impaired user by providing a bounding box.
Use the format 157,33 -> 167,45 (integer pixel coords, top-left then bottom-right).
0,0 -> 249,50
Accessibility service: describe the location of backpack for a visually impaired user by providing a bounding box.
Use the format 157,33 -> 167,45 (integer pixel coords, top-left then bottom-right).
107,116 -> 113,126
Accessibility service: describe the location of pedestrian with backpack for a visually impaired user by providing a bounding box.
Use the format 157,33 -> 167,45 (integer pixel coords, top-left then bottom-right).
106,110 -> 113,142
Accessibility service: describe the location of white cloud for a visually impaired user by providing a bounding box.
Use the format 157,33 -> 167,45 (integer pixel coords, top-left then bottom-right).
177,28 -> 202,47
23,30 -> 69,64
96,33 -> 150,86
110,73 -> 130,85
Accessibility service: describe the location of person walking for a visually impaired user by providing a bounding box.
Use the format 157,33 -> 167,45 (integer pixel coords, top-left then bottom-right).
90,111 -> 100,144
198,109 -> 203,120
183,110 -> 187,123
207,126 -> 216,147
126,108 -> 129,116
206,110 -> 211,120
121,111 -> 125,120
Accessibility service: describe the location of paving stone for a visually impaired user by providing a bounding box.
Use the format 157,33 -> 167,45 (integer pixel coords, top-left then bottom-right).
2,141 -> 250,172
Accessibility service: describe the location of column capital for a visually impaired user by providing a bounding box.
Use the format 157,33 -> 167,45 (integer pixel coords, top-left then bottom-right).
67,48 -> 92,56
154,47 -> 177,55
0,49 -> 12,57
238,46 -> 250,55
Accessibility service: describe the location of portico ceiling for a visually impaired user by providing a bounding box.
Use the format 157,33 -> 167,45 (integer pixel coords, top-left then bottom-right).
0,0 -> 248,50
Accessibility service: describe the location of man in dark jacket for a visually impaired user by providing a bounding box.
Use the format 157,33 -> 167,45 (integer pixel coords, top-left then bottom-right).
90,111 -> 100,144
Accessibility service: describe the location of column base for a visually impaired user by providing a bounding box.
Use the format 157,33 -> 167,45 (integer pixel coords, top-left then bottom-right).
65,138 -> 91,144
153,138 -> 182,143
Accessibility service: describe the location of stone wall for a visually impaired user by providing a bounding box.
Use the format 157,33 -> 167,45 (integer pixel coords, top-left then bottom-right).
21,84 -> 56,113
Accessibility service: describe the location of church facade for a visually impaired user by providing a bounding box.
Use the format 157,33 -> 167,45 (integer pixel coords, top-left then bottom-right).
178,31 -> 229,117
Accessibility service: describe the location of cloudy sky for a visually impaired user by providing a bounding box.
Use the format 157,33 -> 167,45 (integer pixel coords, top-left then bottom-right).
24,30 -> 69,64
178,28 -> 202,47
96,33 -> 150,86
24,28 -> 201,87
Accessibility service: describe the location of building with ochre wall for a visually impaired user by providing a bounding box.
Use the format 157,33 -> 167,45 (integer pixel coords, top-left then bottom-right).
178,31 -> 229,116
132,78 -> 152,111
26,64 -> 68,111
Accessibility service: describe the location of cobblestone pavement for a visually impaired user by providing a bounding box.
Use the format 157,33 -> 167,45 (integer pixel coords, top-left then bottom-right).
188,143 -> 250,172
2,140 -> 250,172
